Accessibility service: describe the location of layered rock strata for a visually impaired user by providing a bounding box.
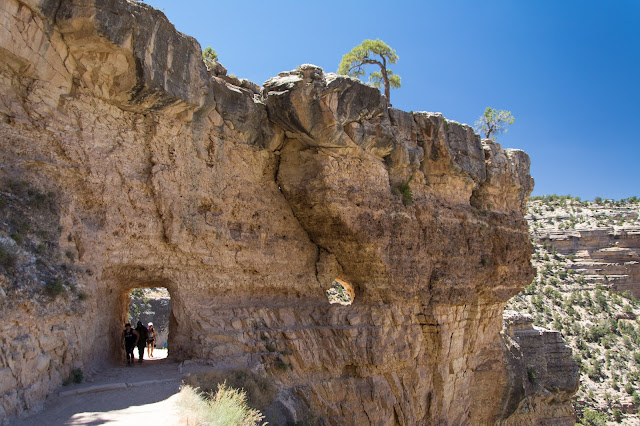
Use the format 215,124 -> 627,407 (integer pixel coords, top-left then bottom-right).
500,311 -> 579,425
0,0 -> 577,423
531,205 -> 640,298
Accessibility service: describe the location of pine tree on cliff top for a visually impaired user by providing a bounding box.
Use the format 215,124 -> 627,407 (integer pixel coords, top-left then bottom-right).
202,46 -> 218,70
474,107 -> 515,141
338,39 -> 401,106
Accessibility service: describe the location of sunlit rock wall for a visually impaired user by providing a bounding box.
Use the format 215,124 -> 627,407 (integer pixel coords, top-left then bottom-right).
0,0 -> 577,423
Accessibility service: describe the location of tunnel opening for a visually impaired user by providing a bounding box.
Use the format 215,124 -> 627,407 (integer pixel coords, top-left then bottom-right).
127,287 -> 171,361
111,283 -> 176,364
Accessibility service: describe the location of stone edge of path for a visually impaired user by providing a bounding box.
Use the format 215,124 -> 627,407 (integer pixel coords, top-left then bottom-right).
58,378 -> 178,398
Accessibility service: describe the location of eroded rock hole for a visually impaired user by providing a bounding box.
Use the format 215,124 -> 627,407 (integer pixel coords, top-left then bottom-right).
126,287 -> 172,360
325,279 -> 354,305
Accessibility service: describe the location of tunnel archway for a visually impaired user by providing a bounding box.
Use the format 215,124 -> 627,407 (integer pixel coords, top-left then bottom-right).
104,274 -> 184,364
126,287 -> 171,360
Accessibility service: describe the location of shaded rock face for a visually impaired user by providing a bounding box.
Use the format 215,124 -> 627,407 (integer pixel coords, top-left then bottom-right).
499,311 -> 579,425
0,0 -> 575,423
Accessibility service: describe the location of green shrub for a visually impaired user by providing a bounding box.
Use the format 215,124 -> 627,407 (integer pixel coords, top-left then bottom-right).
579,408 -> 608,425
587,359 -> 603,381
177,384 -> 264,426
612,407 -> 622,422
78,291 -> 88,301
625,381 -> 634,395
586,321 -> 609,343
527,367 -> 536,383
182,369 -> 276,411
62,368 -> 84,385
10,232 -> 24,245
45,279 -> 65,296
27,190 -> 49,209
71,368 -> 83,383
594,288 -> 608,311
523,280 -> 537,295
202,46 -> 219,69
130,288 -> 144,298
274,357 -> 291,371
394,176 -> 414,206
0,246 -> 17,271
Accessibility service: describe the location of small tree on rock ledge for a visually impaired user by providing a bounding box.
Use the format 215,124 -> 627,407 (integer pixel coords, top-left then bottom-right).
338,39 -> 401,106
474,107 -> 515,141
202,46 -> 218,70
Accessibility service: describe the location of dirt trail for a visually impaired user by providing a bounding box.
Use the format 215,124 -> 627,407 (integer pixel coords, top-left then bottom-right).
12,350 -> 207,425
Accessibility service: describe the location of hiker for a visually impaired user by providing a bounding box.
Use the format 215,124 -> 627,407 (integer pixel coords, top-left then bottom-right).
147,322 -> 157,358
121,323 -> 139,366
135,321 -> 148,363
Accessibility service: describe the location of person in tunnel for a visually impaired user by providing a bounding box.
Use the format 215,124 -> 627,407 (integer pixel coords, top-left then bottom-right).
147,322 -> 157,358
135,321 -> 148,363
121,323 -> 139,366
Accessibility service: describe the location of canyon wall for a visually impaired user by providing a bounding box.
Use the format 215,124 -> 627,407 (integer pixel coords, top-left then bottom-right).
0,0 -> 577,423
532,206 -> 640,298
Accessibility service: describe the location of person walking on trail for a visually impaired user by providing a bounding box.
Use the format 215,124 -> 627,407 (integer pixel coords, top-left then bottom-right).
135,321 -> 148,363
147,322 -> 157,358
122,323 -> 139,366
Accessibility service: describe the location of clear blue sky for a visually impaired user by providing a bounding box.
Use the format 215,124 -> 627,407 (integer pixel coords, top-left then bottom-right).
145,0 -> 639,201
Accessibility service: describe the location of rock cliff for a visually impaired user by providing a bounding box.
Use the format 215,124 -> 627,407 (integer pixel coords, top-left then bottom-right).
0,0 -> 577,423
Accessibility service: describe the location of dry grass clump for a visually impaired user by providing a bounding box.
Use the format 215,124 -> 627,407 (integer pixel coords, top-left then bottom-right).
177,383 -> 265,426
182,369 -> 277,411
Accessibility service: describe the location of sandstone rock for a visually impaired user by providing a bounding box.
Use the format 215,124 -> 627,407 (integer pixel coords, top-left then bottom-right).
208,60 -> 227,77
471,140 -> 534,215
500,311 -> 579,425
0,0 -> 575,424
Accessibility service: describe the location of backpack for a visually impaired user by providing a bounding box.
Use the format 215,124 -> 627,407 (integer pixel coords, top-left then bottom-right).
136,325 -> 148,342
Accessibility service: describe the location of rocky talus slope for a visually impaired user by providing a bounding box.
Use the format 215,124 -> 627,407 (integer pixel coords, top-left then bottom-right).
0,0 -> 577,423
507,197 -> 640,424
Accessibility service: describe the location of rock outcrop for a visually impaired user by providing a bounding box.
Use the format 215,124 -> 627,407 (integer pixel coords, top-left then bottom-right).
0,0 -> 576,423
500,311 -> 579,425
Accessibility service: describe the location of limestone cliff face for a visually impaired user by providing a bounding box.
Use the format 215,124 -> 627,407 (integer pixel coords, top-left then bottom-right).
0,0 -> 576,423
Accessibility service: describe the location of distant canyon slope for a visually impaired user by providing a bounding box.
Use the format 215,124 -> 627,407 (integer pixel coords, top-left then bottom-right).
529,199 -> 640,298
0,0 -> 577,423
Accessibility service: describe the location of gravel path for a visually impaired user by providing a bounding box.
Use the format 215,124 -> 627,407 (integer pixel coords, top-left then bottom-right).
12,350 -> 207,425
